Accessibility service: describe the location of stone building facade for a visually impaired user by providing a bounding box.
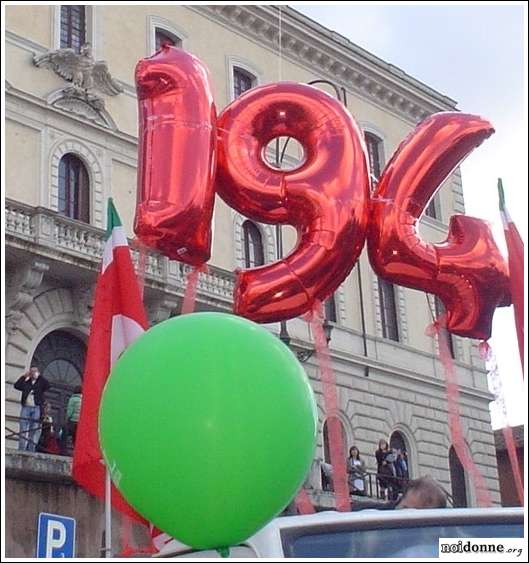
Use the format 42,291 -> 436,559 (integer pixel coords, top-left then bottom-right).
5,6 -> 501,554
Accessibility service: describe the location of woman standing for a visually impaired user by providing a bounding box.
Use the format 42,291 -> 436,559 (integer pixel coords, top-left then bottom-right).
347,446 -> 367,496
375,439 -> 395,500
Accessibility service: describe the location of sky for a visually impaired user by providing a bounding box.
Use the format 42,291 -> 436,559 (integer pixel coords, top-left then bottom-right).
295,2 -> 527,428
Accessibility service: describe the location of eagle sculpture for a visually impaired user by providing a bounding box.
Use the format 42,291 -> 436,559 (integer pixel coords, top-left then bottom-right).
33,44 -> 123,96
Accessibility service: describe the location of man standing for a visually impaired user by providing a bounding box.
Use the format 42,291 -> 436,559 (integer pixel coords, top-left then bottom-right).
66,385 -> 82,447
14,367 -> 50,452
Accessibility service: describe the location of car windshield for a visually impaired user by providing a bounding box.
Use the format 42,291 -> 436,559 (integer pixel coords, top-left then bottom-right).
283,523 -> 524,558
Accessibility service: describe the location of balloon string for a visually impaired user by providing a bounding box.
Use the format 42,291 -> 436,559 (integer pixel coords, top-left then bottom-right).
502,426 -> 525,506
181,264 -> 208,315
278,6 -> 282,81
132,238 -> 148,300
426,316 -> 493,507
118,514 -> 137,557
294,487 -> 316,514
118,515 -> 158,557
308,301 -> 350,512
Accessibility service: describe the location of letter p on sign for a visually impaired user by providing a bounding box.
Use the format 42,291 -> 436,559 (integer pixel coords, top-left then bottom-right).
37,513 -> 75,558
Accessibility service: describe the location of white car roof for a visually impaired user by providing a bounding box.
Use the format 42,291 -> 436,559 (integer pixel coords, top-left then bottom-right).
155,507 -> 524,558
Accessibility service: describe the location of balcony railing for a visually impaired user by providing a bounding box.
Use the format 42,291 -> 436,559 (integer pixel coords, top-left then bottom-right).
5,199 -> 235,307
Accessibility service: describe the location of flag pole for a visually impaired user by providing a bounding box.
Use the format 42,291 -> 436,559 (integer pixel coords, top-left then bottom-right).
498,177 -> 506,211
105,467 -> 112,557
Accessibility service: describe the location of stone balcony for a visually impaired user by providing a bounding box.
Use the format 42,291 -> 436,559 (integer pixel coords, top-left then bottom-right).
5,198 -> 235,313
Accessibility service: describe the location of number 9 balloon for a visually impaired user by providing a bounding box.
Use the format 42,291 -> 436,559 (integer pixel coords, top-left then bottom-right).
216,82 -> 370,323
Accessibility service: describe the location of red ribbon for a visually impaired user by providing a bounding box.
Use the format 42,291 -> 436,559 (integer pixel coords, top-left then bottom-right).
307,301 -> 350,512
426,316 -> 492,507
181,264 -> 208,315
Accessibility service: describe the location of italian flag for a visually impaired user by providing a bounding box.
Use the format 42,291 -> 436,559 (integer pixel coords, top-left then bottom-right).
498,179 -> 525,372
73,199 -> 148,522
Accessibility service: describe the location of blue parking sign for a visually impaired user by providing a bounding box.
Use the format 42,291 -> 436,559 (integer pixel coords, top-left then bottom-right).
37,513 -> 76,558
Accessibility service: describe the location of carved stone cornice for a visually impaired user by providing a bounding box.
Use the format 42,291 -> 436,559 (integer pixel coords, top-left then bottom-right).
31,43 -> 122,130
73,285 -> 95,330
6,259 -> 50,334
193,5 -> 457,123
45,88 -> 118,130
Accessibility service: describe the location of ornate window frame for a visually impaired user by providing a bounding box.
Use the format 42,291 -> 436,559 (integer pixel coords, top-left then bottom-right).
147,15 -> 188,55
226,56 -> 262,102
372,276 -> 408,344
360,122 -> 387,186
52,5 -> 99,56
233,212 -> 276,268
49,138 -> 105,228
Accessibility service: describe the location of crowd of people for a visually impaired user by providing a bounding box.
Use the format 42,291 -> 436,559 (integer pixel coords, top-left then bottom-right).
321,439 -> 410,501
14,367 -> 82,455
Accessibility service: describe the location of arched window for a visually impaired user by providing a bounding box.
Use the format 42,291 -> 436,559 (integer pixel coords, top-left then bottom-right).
378,279 -> 399,341
58,153 -> 90,222
60,6 -> 86,52
155,28 -> 182,51
390,430 -> 410,480
242,221 -> 264,268
449,446 -> 468,507
31,330 -> 86,432
364,132 -> 383,182
321,418 -> 347,491
233,67 -> 256,98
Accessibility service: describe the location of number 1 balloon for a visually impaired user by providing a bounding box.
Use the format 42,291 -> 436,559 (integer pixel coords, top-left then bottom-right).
134,45 -> 217,266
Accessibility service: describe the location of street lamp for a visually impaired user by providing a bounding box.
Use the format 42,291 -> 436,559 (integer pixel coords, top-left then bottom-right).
296,318 -> 334,363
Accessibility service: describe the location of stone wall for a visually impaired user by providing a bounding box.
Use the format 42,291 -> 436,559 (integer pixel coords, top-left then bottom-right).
5,449 -> 150,558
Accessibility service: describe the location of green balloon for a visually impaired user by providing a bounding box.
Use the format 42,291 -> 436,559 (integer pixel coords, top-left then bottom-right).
99,313 -> 317,549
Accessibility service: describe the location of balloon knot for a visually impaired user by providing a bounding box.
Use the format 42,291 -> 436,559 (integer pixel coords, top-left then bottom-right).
217,546 -> 230,558
425,314 -> 448,337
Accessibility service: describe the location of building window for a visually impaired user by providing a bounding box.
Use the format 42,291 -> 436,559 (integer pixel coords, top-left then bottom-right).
425,195 -> 441,220
434,296 -> 455,358
58,154 -> 90,222
31,330 -> 86,433
390,431 -> 410,480
242,221 -> 265,268
233,67 -> 255,98
378,279 -> 399,341
449,446 -> 468,507
321,418 -> 347,491
60,5 -> 86,52
324,294 -> 338,323
364,132 -> 383,181
155,28 -> 181,51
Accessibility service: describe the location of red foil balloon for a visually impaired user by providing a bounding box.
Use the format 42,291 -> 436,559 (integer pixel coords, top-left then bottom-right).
368,112 -> 510,340
134,46 -> 216,266
216,82 -> 370,323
